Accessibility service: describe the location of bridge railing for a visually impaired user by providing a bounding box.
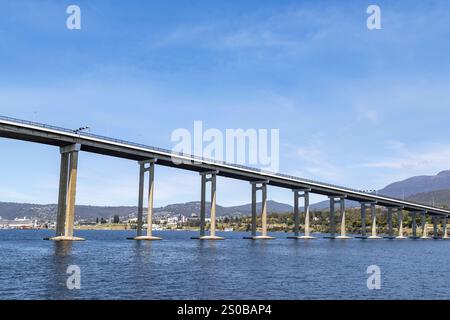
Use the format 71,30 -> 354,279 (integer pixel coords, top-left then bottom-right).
0,115 -> 446,211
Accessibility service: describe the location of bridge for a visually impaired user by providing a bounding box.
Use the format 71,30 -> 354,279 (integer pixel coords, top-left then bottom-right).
0,115 -> 449,241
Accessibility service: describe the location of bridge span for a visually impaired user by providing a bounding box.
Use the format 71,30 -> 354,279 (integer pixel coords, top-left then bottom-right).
0,115 -> 448,241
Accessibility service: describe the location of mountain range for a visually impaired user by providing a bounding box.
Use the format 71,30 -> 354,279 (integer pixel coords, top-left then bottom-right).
0,200 -> 293,221
1,171 -> 450,221
302,171 -> 450,210
378,170 -> 450,198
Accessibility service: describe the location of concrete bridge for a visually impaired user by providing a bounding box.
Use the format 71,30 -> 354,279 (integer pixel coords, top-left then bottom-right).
0,115 -> 449,241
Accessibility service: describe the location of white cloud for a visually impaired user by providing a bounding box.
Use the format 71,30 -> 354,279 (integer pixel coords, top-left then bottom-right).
152,6 -> 344,55
361,142 -> 450,171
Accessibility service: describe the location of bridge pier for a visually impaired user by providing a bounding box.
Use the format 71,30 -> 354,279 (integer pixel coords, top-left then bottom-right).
410,212 -> 419,239
129,160 -> 162,241
356,203 -> 368,239
244,181 -> 274,240
324,197 -> 337,239
291,190 -> 300,237
432,216 -> 439,239
443,217 -> 449,240
421,212 -> 430,239
47,144 -> 84,241
324,195 -> 348,239
384,207 -> 395,239
368,203 -> 381,239
396,208 -> 407,239
192,171 -> 223,240
251,182 -> 257,237
336,197 -> 351,239
329,197 -> 336,238
288,189 -> 315,239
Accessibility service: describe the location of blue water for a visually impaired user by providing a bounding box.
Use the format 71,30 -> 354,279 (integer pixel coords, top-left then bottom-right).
0,229 -> 449,300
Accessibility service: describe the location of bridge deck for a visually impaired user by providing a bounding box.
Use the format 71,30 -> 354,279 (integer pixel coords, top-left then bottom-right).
0,115 -> 448,216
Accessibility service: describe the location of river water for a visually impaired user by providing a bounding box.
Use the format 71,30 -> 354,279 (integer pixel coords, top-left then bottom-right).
0,230 -> 449,300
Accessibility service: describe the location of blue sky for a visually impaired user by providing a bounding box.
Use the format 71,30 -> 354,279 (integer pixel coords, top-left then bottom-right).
1,0 -> 450,207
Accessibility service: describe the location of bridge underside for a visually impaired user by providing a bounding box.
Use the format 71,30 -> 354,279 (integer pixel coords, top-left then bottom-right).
0,120 -> 448,217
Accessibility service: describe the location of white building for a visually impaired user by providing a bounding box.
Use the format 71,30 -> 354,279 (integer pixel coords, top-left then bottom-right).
0,217 -> 36,229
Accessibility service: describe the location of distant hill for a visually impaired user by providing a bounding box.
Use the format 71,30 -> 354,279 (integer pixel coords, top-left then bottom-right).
305,199 -> 360,211
3,170 -> 450,221
279,170 -> 450,210
0,202 -> 137,221
378,170 -> 450,198
154,200 -> 293,217
225,201 -> 293,215
0,200 -> 293,222
406,189 -> 450,208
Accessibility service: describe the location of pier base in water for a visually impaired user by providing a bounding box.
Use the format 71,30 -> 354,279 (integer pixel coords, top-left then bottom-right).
127,236 -> 162,241
44,236 -> 85,241
287,235 -> 316,239
243,236 -> 275,240
190,235 -> 225,240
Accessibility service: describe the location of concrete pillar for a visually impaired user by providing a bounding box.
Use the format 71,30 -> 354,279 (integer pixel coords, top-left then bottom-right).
245,181 -> 273,240
421,212 -> 430,239
386,207 -> 394,238
261,183 -> 268,237
303,191 -> 312,238
369,203 -> 381,239
130,160 -> 162,241
328,197 -> 336,238
133,160 -> 162,241
443,217 -> 449,240
136,162 -> 145,237
47,144 -> 84,241
433,216 -> 439,239
251,183 -> 257,237
209,174 -> 217,237
55,153 -> 69,237
288,189 -> 315,239
146,162 -> 155,237
337,197 -> 351,239
64,150 -> 78,238
396,208 -> 407,239
359,203 -> 367,239
196,171 -> 223,240
293,191 -> 300,236
200,173 -> 206,237
410,212 -> 418,239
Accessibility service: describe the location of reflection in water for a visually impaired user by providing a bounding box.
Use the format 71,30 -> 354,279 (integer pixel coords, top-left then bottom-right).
131,241 -> 156,264
43,242 -> 78,300
194,240 -> 229,298
197,239 -> 218,253
249,239 -> 270,250
54,241 -> 73,257
129,241 -> 159,295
